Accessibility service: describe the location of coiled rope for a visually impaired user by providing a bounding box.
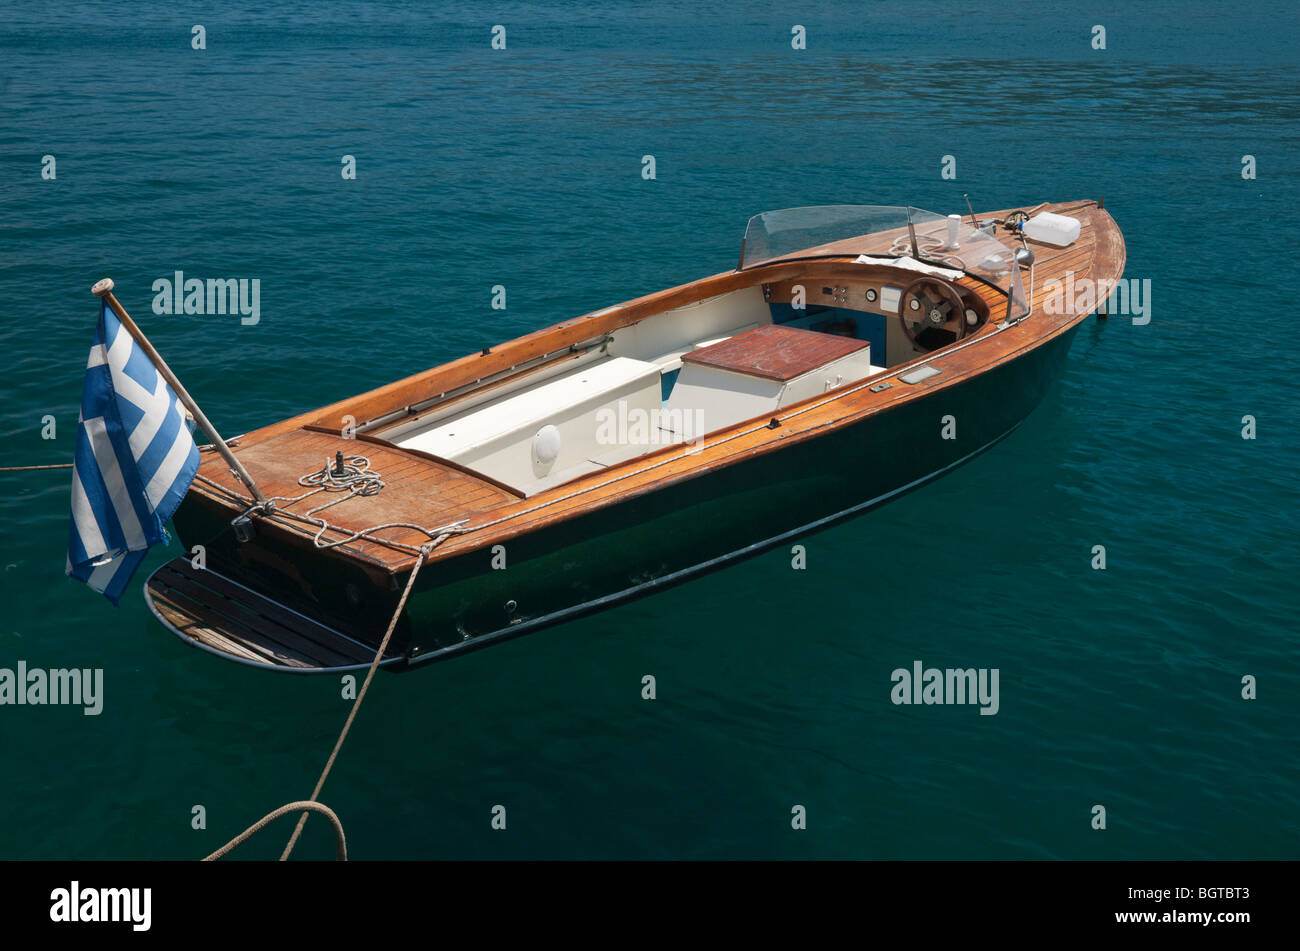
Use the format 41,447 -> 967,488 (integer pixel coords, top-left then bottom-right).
888,233 -> 969,270
297,453 -> 386,497
194,453 -> 470,556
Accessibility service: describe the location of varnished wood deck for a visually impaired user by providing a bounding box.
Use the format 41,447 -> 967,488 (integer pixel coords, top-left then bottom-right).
146,560 -> 403,670
198,426 -> 519,564
187,200 -> 1125,576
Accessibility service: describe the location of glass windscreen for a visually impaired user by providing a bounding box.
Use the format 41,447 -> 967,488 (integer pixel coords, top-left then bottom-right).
740,205 -> 1026,317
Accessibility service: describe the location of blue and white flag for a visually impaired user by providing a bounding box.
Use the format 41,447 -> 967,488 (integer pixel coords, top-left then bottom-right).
67,302 -> 200,604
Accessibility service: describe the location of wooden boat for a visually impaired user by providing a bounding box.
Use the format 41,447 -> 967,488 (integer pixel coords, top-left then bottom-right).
145,201 -> 1125,672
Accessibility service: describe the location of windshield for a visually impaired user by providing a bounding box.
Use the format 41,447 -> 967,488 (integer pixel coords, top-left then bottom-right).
739,204 -> 1025,316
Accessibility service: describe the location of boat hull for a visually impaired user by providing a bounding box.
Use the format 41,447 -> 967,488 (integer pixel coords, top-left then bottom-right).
159,200 -> 1124,672
396,320 -> 1080,666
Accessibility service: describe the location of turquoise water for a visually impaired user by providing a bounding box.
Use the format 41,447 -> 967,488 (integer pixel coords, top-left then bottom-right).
2,1 -> 1298,859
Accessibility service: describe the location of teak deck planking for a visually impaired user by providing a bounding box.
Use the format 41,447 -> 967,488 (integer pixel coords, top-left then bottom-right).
188,202 -> 1125,574
213,428 -> 518,563
147,561 -> 399,668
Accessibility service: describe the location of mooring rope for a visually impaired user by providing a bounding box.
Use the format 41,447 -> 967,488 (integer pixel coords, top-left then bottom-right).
278,542 -> 432,860
202,800 -> 347,861
0,463 -> 74,472
201,543 -> 432,862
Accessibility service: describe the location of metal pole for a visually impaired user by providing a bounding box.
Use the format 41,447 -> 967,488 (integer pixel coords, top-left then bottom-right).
90,278 -> 267,503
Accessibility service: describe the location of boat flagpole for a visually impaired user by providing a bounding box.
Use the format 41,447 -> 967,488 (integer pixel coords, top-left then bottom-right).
90,278 -> 267,504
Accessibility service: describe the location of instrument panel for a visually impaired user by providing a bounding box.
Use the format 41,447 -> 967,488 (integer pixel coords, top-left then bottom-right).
761,272 -> 993,362
761,275 -> 989,321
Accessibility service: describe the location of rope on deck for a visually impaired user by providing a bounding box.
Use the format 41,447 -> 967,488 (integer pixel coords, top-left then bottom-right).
203,542 -> 433,862
194,465 -> 469,557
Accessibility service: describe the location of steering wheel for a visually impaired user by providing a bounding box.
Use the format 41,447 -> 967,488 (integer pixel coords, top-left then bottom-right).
898,277 -> 973,351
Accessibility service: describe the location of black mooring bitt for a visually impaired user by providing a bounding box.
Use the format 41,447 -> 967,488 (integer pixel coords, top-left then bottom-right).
232,515 -> 255,543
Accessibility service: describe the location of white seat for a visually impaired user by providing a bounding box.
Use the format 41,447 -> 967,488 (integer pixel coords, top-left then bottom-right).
394,356 -> 662,494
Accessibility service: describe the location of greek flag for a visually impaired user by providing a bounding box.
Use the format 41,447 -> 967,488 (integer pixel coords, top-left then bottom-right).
67,302 -> 200,604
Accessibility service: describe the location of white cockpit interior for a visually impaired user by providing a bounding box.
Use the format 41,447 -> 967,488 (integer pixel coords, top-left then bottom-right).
377,271 -> 982,496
